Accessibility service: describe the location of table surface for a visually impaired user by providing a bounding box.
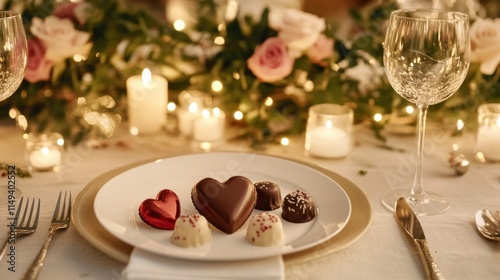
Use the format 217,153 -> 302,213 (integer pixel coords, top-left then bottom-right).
0,122 -> 499,280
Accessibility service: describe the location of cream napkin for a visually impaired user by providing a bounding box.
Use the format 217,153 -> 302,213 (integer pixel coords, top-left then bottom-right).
122,248 -> 285,280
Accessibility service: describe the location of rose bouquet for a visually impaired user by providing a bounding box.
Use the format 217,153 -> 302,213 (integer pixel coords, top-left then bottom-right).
2,0 -> 191,144
189,2 -> 396,146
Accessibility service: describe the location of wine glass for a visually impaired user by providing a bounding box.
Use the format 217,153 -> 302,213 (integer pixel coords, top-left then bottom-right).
381,9 -> 470,215
0,11 -> 28,205
0,11 -> 27,101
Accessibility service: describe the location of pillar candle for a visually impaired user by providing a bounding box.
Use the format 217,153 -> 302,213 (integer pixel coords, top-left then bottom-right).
127,68 -> 168,135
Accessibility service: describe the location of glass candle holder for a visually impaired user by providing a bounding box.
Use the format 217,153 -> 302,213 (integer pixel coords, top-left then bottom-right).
177,90 -> 212,137
476,103 -> 500,162
178,90 -> 211,108
305,104 -> 353,158
26,132 -> 64,171
192,107 -> 225,150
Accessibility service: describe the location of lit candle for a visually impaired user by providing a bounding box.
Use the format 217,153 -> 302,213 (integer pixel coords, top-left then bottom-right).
126,68 -> 168,135
178,102 -> 200,136
476,119 -> 500,161
26,132 -> 64,171
307,121 -> 351,158
192,108 -> 225,142
28,147 -> 62,170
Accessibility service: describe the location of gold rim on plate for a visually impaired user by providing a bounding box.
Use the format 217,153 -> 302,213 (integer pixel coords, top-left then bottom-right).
71,153 -> 372,265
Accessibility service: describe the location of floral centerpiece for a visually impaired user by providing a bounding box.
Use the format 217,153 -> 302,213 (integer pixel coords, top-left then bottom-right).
2,0 -> 191,144
1,0 -> 499,148
189,0 -> 398,146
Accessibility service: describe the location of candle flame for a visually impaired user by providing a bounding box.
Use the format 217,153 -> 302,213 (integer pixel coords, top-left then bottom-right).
373,113 -> 383,122
326,120 -> 333,129
41,147 -> 50,156
142,68 -> 152,87
497,118 -> 500,127
201,109 -> 210,118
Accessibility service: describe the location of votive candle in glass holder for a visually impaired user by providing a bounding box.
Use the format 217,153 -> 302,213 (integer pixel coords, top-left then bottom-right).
476,103 -> 500,162
305,104 -> 353,158
177,90 -> 211,137
192,107 -> 225,150
26,132 -> 64,172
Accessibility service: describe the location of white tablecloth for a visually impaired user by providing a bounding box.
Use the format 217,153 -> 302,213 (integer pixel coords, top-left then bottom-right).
0,122 -> 499,279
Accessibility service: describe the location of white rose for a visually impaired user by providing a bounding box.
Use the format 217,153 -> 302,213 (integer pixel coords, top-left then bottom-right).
30,16 -> 91,63
269,9 -> 325,57
470,18 -> 500,75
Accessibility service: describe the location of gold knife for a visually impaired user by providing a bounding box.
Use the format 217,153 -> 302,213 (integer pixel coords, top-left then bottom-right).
395,197 -> 445,280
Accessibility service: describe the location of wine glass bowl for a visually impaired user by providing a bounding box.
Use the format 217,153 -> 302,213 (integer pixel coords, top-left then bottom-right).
381,9 -> 470,215
0,10 -> 27,102
0,11 -> 28,206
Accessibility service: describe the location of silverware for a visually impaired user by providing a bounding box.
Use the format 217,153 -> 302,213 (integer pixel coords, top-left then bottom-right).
475,209 -> 500,242
0,197 -> 40,261
395,197 -> 445,280
23,191 -> 71,280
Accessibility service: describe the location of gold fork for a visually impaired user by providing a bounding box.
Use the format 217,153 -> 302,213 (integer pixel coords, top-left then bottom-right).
0,197 -> 40,261
23,191 -> 71,280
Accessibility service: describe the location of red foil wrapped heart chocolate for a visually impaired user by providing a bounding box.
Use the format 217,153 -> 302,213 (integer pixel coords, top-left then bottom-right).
139,189 -> 181,230
191,176 -> 257,234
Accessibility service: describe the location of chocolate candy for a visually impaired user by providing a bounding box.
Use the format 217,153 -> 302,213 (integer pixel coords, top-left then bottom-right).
254,181 -> 282,210
138,189 -> 181,230
281,190 -> 316,223
191,176 -> 257,234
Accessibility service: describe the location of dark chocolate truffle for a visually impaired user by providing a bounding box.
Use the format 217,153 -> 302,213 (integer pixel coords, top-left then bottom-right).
281,190 -> 316,223
254,181 -> 282,210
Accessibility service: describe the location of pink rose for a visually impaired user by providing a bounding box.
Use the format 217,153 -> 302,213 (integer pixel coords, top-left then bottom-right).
24,38 -> 54,83
470,18 -> 500,75
247,37 -> 294,83
30,16 -> 91,63
307,34 -> 334,66
269,9 -> 325,57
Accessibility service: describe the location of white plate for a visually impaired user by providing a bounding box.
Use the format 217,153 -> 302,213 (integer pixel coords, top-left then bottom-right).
94,152 -> 351,261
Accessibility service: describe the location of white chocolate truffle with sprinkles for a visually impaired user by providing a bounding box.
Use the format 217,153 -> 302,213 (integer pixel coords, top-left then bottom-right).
281,190 -> 316,223
171,214 -> 212,248
246,213 -> 285,247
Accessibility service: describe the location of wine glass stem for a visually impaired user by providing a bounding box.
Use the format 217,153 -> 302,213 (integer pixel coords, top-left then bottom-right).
410,105 -> 429,201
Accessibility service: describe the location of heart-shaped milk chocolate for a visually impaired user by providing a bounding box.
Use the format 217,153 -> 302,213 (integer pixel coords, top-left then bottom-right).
139,189 -> 181,230
191,176 -> 256,234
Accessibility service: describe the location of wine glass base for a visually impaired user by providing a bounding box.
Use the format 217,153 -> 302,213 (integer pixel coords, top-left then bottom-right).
382,189 -> 450,215
0,185 -> 22,206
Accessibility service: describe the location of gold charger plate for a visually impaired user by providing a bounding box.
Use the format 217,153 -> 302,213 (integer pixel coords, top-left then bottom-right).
72,154 -> 372,265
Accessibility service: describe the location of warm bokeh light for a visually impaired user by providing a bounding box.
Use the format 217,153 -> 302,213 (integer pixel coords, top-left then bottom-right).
167,102 -> 176,112
211,80 -> 223,92
280,137 -> 289,146
264,97 -> 273,107
214,36 -> 225,45
456,119 -> 464,131
233,111 -> 243,120
373,113 -> 383,122
405,105 -> 414,114
173,19 -> 186,31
